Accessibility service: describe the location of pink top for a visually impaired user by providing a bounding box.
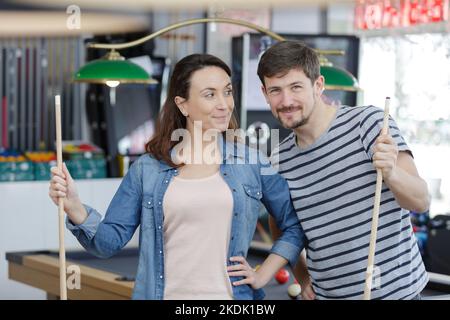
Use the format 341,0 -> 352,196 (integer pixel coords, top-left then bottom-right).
162,171 -> 234,300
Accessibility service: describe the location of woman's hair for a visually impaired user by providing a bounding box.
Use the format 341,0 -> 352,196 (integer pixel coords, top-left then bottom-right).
145,54 -> 239,167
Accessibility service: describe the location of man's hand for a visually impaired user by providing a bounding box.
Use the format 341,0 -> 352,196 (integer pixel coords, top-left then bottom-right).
372,133 -> 399,180
300,280 -> 316,300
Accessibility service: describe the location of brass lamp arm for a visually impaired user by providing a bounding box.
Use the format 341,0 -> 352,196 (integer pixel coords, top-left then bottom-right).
87,17 -> 284,49
86,17 -> 344,56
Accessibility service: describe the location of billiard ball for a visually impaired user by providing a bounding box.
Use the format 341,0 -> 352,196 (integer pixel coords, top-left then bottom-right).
275,268 -> 290,284
288,283 -> 302,299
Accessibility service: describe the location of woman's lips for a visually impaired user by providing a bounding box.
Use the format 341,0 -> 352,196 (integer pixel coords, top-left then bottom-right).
212,115 -> 228,122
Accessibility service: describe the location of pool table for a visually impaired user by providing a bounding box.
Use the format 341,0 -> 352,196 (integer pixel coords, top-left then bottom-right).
5,243 -> 297,300
6,244 -> 450,300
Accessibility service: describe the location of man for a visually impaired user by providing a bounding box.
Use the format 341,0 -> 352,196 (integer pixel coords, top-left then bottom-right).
259,41 -> 430,300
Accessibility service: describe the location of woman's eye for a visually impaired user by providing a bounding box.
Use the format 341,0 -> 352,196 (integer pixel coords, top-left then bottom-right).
225,90 -> 233,96
205,93 -> 214,98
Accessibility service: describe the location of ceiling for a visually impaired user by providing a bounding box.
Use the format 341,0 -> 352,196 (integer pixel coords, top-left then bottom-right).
0,0 -> 354,37
0,11 -> 150,37
6,0 -> 354,11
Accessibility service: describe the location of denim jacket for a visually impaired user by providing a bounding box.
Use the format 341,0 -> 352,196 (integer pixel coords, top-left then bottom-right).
67,138 -> 306,300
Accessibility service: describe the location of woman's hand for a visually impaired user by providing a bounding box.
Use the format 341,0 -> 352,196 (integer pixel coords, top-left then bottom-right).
49,163 -> 87,225
227,256 -> 264,290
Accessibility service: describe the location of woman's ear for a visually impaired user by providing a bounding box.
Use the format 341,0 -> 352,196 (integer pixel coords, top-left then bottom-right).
174,96 -> 188,117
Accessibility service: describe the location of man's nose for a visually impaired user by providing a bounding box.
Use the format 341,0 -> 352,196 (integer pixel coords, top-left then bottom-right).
281,90 -> 295,107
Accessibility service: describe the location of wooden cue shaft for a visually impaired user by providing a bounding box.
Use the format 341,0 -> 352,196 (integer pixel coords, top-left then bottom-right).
55,95 -> 67,300
363,97 -> 391,300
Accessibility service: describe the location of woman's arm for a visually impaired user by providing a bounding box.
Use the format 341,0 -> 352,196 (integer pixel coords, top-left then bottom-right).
269,216 -> 316,299
50,160 -> 144,258
228,151 -> 306,290
259,154 -> 306,268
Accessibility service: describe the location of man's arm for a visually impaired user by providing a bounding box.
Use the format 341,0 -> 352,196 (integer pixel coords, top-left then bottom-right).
373,134 -> 430,213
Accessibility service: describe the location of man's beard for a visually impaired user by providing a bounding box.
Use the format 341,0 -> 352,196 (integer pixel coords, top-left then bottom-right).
282,116 -> 309,129
277,108 -> 310,129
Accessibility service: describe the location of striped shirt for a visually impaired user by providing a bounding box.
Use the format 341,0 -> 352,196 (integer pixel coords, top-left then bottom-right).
271,105 -> 428,300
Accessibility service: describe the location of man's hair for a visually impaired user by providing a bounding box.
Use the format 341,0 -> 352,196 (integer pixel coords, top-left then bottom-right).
257,40 -> 320,86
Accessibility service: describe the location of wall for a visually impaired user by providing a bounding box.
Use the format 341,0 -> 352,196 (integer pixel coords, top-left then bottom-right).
205,6 -> 324,67
272,6 -> 323,34
152,10 -> 205,64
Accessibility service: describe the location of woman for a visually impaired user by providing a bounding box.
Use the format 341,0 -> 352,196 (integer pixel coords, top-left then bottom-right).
49,54 -> 306,300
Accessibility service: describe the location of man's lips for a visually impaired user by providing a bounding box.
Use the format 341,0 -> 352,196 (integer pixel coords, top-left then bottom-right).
278,107 -> 301,116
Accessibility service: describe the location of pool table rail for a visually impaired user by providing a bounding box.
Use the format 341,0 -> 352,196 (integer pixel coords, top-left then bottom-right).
6,251 -> 134,300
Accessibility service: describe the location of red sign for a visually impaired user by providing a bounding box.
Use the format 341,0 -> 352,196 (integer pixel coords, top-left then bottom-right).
355,0 -> 449,30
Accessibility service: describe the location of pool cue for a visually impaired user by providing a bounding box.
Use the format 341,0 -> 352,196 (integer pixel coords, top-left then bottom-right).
363,97 -> 390,300
55,95 -> 67,300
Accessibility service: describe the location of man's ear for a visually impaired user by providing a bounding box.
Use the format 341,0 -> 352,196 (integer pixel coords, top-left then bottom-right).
261,85 -> 270,104
315,76 -> 325,97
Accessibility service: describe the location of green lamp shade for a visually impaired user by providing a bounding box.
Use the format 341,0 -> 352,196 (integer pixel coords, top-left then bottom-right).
74,59 -> 157,84
320,65 -> 360,91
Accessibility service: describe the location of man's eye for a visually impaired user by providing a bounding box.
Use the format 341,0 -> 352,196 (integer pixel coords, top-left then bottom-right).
292,85 -> 302,90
